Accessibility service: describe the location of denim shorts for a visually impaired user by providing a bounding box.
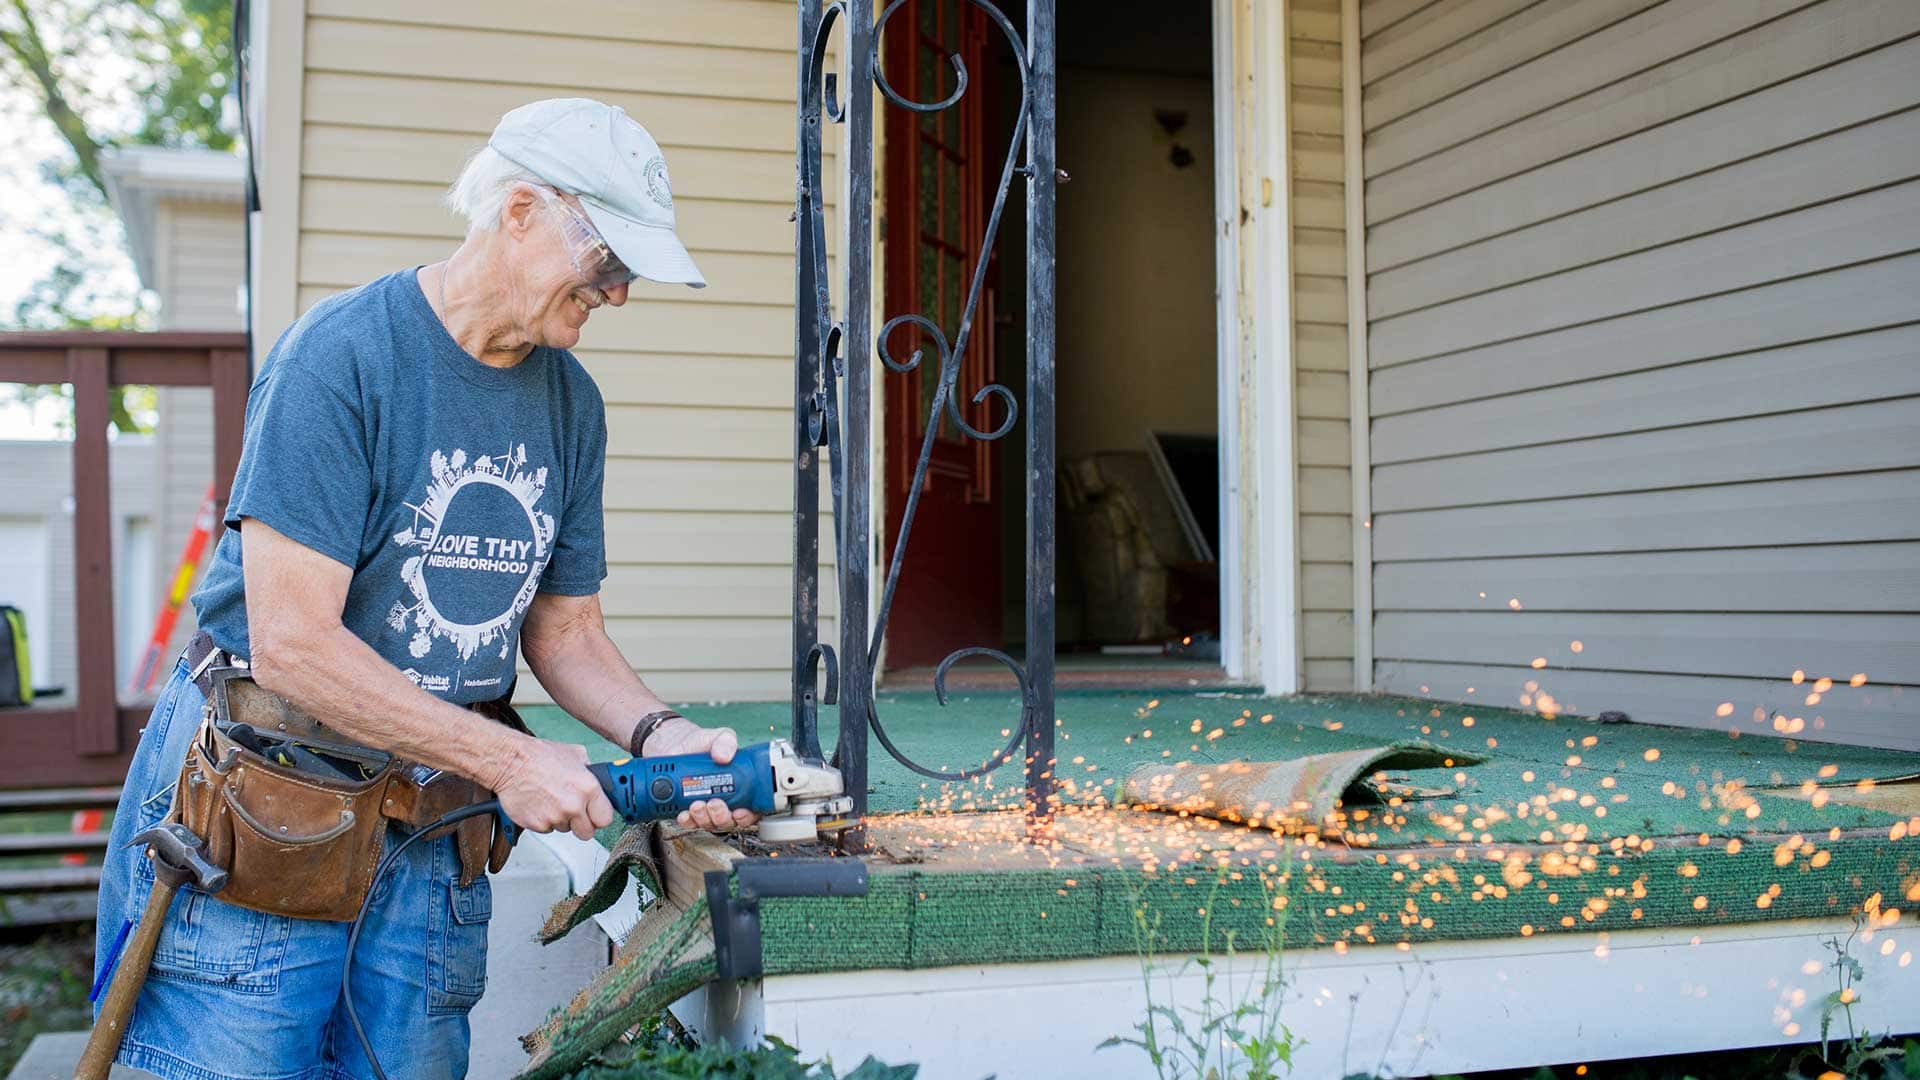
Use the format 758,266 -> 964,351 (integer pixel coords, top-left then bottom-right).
94,660 -> 492,1080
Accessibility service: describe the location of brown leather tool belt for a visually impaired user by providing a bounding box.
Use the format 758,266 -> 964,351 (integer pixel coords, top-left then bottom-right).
172,632 -> 520,921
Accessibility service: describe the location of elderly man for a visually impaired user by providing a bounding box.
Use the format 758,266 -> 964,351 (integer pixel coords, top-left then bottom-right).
93,99 -> 746,1080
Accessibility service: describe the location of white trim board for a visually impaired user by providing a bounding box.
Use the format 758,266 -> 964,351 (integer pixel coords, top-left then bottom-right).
1205,0 -> 1300,692
1341,0 -> 1373,689
1212,0 -> 1246,682
1249,0 -> 1299,694
674,916 -> 1920,1079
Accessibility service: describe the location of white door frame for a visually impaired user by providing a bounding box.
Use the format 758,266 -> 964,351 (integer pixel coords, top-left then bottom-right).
1213,0 -> 1298,693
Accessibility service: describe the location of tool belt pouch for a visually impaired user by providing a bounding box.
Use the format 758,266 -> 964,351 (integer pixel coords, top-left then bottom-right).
172,716 -> 392,922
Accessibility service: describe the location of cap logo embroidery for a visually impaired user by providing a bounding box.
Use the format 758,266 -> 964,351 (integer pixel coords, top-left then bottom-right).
644,158 -> 673,210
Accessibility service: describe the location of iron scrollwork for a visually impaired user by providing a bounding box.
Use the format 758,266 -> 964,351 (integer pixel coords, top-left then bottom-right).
793,0 -> 1056,838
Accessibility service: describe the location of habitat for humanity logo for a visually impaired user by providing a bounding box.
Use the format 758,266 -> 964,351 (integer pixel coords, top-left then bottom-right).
386,444 -> 556,661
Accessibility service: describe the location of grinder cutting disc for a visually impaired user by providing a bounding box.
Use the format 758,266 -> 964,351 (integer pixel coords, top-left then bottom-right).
759,813 -> 819,843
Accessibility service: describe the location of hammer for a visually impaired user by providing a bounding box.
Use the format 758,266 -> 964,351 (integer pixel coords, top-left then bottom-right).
76,823 -> 228,1080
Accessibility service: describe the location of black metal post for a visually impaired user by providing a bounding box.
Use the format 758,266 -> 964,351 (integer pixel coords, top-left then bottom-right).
791,0 -> 825,760
1023,0 -> 1057,822
836,0 -> 876,848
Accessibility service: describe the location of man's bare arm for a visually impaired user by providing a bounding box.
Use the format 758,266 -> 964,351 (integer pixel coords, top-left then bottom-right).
240,518 -> 612,839
521,590 -> 754,830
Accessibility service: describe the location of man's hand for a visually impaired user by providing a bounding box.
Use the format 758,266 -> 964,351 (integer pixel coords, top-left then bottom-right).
645,718 -> 760,832
492,737 -> 615,841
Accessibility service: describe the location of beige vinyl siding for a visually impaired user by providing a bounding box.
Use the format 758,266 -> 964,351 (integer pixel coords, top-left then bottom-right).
151,200 -> 242,669
1291,0 -> 1355,691
289,1 -> 835,703
1359,0 -> 1920,749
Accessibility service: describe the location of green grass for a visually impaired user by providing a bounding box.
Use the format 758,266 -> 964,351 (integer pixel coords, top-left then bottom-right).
0,924 -> 95,1075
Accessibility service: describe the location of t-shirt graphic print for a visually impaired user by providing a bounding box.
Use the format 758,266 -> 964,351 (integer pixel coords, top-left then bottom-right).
192,270 -> 609,705
390,444 -> 556,674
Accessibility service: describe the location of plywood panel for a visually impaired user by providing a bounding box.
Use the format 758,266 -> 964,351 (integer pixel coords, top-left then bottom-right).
1372,325 -> 1920,463
1374,543 -> 1920,614
1374,610 -> 1920,683
1372,253 -> 1920,413
1366,0 -> 1906,217
1372,661 -> 1916,751
1370,470 -> 1920,561
1370,181 -> 1920,367
1367,37 -> 1920,270
1369,109 -> 1920,318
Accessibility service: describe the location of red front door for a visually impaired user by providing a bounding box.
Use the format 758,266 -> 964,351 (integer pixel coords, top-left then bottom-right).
880,0 -> 1002,672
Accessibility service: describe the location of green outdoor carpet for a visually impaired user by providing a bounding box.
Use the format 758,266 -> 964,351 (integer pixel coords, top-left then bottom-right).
519,691 -> 1920,973
514,690 -> 1920,1071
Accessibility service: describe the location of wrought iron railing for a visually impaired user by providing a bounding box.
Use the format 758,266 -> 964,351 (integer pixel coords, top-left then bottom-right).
790,0 -> 1057,845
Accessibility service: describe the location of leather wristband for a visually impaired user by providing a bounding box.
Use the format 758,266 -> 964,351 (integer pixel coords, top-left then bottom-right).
628,709 -> 684,757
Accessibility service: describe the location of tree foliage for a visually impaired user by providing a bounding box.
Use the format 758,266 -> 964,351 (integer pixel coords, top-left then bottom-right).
0,0 -> 238,428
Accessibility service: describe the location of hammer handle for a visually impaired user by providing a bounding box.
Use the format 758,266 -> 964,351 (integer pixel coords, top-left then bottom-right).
76,875 -> 179,1080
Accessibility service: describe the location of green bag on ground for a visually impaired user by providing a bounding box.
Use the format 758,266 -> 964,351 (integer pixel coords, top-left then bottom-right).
0,605 -> 32,707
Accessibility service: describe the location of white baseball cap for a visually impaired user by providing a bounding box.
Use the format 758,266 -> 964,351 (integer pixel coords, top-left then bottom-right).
488,98 -> 706,289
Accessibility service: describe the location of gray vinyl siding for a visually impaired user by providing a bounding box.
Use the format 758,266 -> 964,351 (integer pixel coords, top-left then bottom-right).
1359,0 -> 1920,749
1292,0 -> 1356,691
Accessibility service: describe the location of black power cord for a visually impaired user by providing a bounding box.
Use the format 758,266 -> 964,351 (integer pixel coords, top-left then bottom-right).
342,800 -> 504,1080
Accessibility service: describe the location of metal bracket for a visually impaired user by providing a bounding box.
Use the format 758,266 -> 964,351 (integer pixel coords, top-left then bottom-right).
704,857 -> 869,980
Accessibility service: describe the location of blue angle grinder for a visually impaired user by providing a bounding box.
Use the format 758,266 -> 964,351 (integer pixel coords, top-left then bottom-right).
347,738 -> 852,1080
497,737 -> 855,844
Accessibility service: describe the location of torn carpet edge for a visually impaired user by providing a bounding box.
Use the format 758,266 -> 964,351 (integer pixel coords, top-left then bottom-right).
518,893 -> 718,1080
1121,741 -> 1487,831
539,821 -> 663,945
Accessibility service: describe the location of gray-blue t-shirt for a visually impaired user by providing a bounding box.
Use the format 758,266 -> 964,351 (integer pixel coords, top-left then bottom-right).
193,269 -> 608,704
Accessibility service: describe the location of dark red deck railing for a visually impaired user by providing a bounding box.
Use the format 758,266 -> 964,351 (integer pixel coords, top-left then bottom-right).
0,331 -> 248,788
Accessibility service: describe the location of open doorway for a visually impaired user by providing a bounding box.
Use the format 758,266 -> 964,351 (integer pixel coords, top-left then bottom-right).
877,0 -> 1227,690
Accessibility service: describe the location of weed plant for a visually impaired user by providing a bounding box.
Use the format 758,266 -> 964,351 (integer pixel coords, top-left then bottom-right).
1103,862 -> 1299,1080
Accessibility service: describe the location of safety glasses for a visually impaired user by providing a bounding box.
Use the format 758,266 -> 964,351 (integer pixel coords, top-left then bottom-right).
536,187 -> 636,292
